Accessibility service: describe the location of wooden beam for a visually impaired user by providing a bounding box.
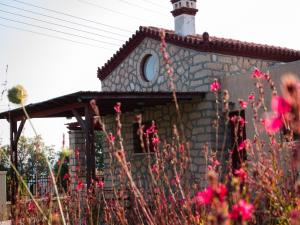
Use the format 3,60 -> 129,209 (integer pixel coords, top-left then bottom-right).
72,109 -> 87,133
12,102 -> 85,121
13,119 -> 26,148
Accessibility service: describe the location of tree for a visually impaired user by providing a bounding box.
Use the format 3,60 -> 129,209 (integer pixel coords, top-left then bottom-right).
0,145 -> 9,171
95,131 -> 104,173
16,135 -> 55,178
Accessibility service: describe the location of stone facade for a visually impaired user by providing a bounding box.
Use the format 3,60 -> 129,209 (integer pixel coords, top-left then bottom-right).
101,38 -> 277,93
102,99 -> 214,189
99,38 -> 279,188
71,38 -> 281,190
69,130 -> 87,190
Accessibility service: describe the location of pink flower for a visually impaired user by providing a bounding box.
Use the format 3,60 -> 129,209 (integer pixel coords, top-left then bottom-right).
96,180 -> 104,188
152,136 -> 160,145
63,173 -> 70,180
179,143 -> 185,153
146,122 -> 157,134
239,99 -> 248,109
194,187 -> 213,205
108,133 -> 115,143
207,165 -> 213,171
271,96 -> 291,115
264,96 -> 291,134
239,116 -> 246,126
213,159 -> 220,167
230,115 -> 238,124
238,140 -> 248,151
151,164 -> 159,174
195,184 -> 227,206
217,184 -> 227,202
248,92 -> 255,101
264,115 -> 283,134
210,80 -> 221,92
76,181 -> 84,191
229,200 -> 254,221
252,68 -> 263,78
114,102 -> 121,113
235,168 -> 248,181
27,201 -> 36,213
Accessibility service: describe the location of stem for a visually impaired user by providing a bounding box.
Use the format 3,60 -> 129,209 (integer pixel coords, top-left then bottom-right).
21,104 -> 67,225
0,150 -> 49,224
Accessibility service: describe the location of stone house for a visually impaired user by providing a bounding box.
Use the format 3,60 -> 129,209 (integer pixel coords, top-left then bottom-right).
71,0 -> 299,189
1,0 -> 300,195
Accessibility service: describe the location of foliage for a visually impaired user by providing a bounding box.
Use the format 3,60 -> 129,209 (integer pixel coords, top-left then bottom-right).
17,135 -> 55,178
6,33 -> 300,225
95,131 -> 105,172
54,149 -> 70,192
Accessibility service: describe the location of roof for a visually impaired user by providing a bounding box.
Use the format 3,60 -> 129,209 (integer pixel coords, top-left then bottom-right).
97,26 -> 300,81
0,91 -> 204,121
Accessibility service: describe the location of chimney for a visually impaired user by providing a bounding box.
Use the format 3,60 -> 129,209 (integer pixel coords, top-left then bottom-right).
171,0 -> 198,36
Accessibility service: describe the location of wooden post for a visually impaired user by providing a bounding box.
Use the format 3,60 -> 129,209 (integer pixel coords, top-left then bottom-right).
72,106 -> 96,188
85,105 -> 95,182
9,119 -> 26,205
10,119 -> 17,206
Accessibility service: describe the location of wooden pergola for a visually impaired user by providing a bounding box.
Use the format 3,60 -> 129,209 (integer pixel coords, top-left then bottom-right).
0,91 -> 205,204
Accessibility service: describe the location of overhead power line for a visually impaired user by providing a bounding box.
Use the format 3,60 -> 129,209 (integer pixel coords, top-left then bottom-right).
77,0 -> 153,23
0,9 -> 125,42
0,3 -> 131,37
0,16 -> 120,46
0,22 -> 114,50
6,0 -> 133,33
118,0 -> 168,16
138,0 -> 167,8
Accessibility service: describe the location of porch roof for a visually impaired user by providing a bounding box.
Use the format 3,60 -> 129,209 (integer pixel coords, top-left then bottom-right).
0,91 -> 205,121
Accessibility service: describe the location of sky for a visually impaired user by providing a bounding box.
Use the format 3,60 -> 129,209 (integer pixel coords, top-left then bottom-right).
0,0 -> 300,151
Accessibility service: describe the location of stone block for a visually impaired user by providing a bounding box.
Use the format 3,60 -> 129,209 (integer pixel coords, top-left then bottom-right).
193,54 -> 211,64
190,64 -> 203,73
204,63 -> 223,70
218,56 -> 232,64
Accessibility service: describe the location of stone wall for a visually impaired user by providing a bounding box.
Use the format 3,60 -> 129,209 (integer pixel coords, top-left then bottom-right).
223,60 -> 300,141
69,130 -> 86,190
101,38 -> 278,93
102,96 -> 218,189
99,37 -> 281,190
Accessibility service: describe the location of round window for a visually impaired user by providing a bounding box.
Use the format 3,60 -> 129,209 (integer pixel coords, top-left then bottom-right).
142,54 -> 157,82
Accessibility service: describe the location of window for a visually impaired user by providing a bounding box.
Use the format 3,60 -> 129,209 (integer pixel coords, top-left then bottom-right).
141,54 -> 157,82
186,2 -> 189,7
133,121 -> 157,153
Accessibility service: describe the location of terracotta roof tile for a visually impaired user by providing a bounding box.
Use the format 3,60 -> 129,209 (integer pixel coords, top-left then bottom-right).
97,26 -> 300,81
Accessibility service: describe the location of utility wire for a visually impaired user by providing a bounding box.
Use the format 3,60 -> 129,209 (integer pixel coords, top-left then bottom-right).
77,0 -> 153,23
0,22 -> 115,50
0,9 -> 125,42
138,0 -> 167,8
0,16 -> 121,46
118,0 -> 168,16
9,0 -> 133,33
0,3 -> 131,37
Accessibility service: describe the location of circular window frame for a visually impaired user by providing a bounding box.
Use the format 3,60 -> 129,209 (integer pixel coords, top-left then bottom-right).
137,49 -> 160,87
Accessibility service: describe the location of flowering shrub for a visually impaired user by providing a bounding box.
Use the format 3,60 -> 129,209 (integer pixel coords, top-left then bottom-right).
3,33 -> 300,225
